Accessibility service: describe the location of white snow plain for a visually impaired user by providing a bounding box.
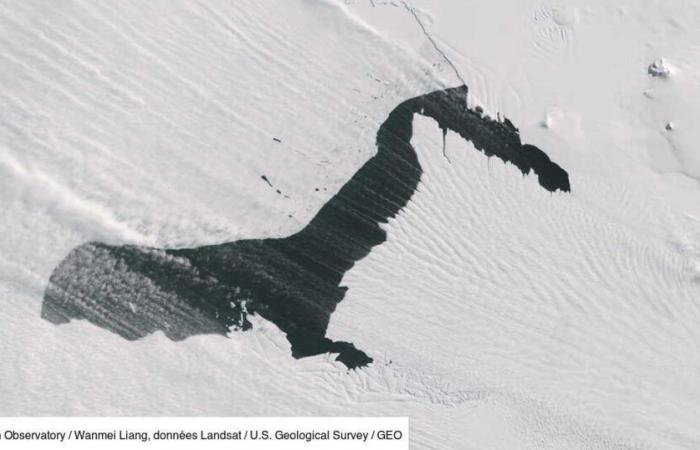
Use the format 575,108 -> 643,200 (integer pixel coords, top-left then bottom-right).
1,0 -> 700,448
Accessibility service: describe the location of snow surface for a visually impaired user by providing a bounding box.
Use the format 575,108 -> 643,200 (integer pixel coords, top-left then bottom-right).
1,0 -> 699,448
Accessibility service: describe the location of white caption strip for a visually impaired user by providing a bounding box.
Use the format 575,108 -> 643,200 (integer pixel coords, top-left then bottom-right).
0,417 -> 408,449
